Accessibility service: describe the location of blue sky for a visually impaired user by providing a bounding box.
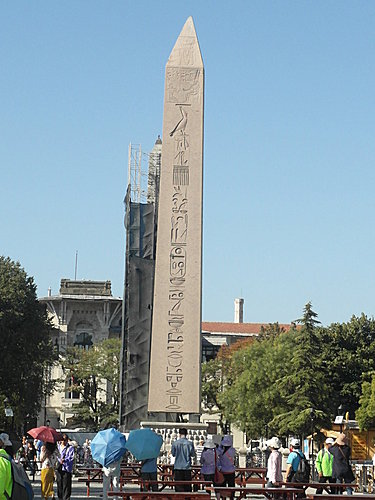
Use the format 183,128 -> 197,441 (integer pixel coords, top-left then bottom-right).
1,1 -> 375,326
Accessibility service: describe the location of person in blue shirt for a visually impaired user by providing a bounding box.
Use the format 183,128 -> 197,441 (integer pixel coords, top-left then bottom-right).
171,428 -> 195,492
56,434 -> 75,500
285,438 -> 303,482
140,457 -> 158,492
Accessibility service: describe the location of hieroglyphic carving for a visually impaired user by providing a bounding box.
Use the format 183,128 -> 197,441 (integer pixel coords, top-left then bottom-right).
170,105 -> 190,186
166,69 -> 201,104
173,166 -> 189,186
164,102 -> 192,409
176,38 -> 196,66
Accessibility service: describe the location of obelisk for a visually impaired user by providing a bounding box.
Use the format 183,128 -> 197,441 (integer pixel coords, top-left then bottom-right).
148,17 -> 204,414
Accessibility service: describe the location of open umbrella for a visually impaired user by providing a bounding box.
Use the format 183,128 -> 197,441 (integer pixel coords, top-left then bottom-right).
90,428 -> 127,467
125,428 -> 163,460
27,426 -> 63,443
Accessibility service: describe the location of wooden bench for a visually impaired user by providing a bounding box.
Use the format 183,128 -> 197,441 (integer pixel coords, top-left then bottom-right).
107,492 -> 209,499
206,486 -> 304,499
307,496 -> 375,500
135,480 -> 211,492
281,482 -> 357,495
235,468 -> 267,487
78,468 -> 103,496
78,466 -> 144,496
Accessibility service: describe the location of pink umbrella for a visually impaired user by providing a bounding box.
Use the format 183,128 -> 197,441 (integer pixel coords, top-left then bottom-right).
27,426 -> 63,443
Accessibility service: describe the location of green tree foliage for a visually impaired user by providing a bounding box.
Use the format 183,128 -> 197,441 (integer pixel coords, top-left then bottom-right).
273,303 -> 330,435
0,256 -> 56,430
219,324 -> 293,437
356,374 -> 375,430
207,305 -> 375,439
321,314 -> 375,418
201,338 -> 256,433
61,338 -> 121,430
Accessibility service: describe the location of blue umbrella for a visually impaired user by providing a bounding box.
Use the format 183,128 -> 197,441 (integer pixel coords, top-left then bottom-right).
90,428 -> 127,467
125,429 -> 163,460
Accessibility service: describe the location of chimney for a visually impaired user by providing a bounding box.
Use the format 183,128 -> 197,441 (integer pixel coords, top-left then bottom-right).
48,287 -> 52,297
234,298 -> 244,323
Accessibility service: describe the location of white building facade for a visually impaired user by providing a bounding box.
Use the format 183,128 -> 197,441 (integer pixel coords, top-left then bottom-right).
38,279 -> 122,429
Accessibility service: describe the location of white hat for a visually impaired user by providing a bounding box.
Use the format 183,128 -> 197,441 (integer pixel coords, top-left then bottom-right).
290,438 -> 300,448
267,436 -> 282,449
325,437 -> 335,444
0,433 -> 12,446
203,439 -> 216,449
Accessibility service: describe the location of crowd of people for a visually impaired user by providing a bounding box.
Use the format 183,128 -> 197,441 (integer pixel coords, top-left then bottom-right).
0,431 -> 75,500
0,426 -> 358,499
265,432 -> 356,494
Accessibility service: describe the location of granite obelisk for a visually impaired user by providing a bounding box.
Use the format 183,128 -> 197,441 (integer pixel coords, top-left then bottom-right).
148,17 -> 204,414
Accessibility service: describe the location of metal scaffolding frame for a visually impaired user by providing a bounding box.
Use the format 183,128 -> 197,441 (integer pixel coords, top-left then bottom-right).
127,143 -> 148,204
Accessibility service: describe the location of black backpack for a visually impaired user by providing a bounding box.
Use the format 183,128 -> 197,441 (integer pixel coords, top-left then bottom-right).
293,451 -> 310,482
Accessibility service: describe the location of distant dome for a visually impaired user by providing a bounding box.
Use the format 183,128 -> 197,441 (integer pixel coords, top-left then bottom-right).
155,135 -> 162,145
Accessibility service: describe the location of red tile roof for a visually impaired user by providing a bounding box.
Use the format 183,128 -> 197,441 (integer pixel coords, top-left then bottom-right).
201,321 -> 292,335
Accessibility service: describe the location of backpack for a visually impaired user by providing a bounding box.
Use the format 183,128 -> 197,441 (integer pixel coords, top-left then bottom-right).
2,454 -> 34,500
293,451 -> 310,483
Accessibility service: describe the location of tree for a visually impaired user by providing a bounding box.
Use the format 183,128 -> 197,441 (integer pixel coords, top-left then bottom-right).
356,374 -> 375,430
219,324 -> 291,437
201,337 -> 255,433
273,303 -> 330,435
0,256 -> 56,430
61,338 -> 121,430
322,314 -> 375,419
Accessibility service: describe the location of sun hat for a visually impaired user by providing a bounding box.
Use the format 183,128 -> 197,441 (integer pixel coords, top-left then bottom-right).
221,435 -> 233,447
290,438 -> 300,448
203,439 -> 216,449
267,436 -> 282,449
0,433 -> 12,446
336,433 -> 347,446
325,437 -> 335,444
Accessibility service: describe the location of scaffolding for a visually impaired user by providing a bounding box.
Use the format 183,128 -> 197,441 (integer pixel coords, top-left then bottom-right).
127,143 -> 148,203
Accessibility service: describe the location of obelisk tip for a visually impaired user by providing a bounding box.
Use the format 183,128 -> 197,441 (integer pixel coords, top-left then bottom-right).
167,16 -> 203,68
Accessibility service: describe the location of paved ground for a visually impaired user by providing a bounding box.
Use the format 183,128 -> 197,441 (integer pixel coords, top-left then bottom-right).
30,476 -> 103,500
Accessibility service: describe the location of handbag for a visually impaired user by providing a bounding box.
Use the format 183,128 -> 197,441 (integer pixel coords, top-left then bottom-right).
214,449 -> 224,485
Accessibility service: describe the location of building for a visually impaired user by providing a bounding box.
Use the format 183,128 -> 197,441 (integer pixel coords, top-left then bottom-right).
39,287 -> 292,432
38,279 -> 122,428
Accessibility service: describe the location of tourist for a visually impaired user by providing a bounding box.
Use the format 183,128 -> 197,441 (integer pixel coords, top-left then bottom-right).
266,436 -> 282,488
40,441 -> 59,499
140,457 -> 158,492
56,434 -> 75,500
195,438 -> 205,465
35,439 -> 43,473
26,440 -> 37,479
218,435 -> 236,487
102,458 -> 122,500
315,437 -> 334,493
285,438 -> 303,482
200,438 -> 217,483
171,427 -> 195,492
0,433 -> 12,498
82,439 -> 92,467
329,433 -> 354,495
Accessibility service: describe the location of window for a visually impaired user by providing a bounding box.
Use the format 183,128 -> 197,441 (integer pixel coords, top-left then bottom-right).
65,376 -> 80,399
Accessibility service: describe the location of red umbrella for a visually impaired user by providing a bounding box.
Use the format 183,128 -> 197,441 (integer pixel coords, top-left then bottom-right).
27,426 -> 63,443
